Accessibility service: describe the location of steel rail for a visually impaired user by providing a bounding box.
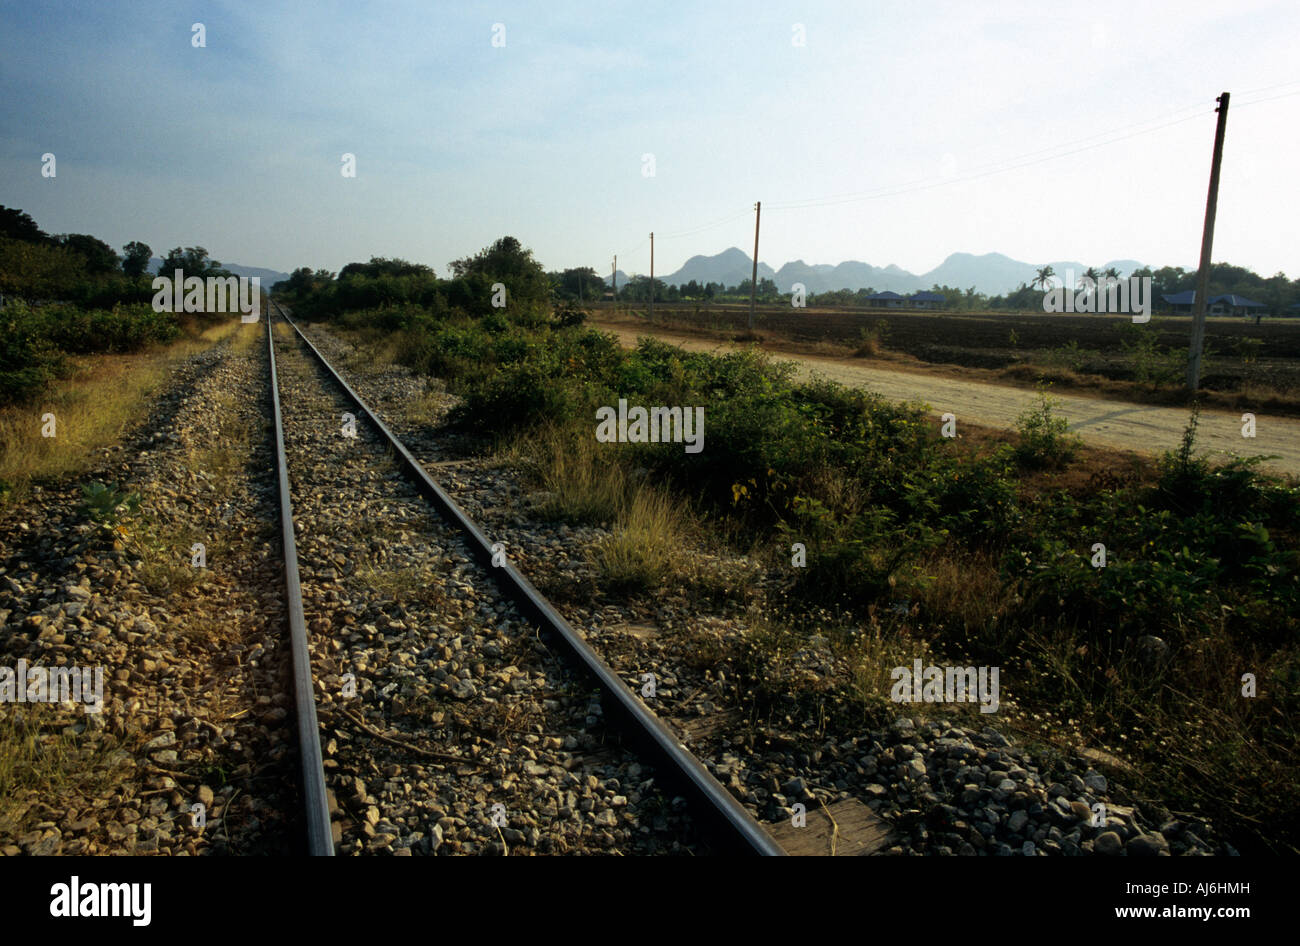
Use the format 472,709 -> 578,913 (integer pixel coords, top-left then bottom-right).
266,315 -> 335,855
270,301 -> 784,856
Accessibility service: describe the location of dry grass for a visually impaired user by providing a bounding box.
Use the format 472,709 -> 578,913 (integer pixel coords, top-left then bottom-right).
847,625 -> 940,716
901,550 -> 1017,643
0,705 -> 130,841
507,422 -> 691,590
188,389 -> 252,487
0,319 -> 240,501
130,514 -> 247,596
853,324 -> 887,357
347,329 -> 406,368
521,423 -> 628,526
589,485 -> 685,591
227,320 -> 263,354
355,561 -> 447,609
400,382 -> 448,427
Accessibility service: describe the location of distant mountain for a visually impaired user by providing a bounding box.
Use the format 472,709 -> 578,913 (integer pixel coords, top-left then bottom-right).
664,247 -> 778,288
922,252 -> 1144,295
149,258 -> 290,287
610,247 -> 1147,296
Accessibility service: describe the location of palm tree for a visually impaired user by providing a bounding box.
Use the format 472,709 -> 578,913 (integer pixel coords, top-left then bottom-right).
1032,265 -> 1056,291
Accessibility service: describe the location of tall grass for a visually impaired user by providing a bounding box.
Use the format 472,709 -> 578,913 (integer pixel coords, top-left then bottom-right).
527,424 -> 627,525
0,318 -> 239,501
589,486 -> 686,592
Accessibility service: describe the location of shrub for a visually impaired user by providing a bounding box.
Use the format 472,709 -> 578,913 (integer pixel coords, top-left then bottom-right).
1013,385 -> 1080,469
0,304 -> 65,404
81,481 -> 141,527
589,486 -> 683,592
1121,323 -> 1182,387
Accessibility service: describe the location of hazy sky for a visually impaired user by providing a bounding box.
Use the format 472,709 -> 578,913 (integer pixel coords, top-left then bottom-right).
2,1 -> 1297,279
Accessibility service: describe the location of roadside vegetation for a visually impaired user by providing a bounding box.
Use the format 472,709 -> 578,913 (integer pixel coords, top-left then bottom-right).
0,207 -> 258,502
605,304 -> 1300,417
282,238 -> 1300,853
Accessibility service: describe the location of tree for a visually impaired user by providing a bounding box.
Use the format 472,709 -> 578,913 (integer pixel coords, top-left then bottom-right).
157,246 -> 230,280
994,282 -> 1041,310
1263,271 -> 1291,318
620,275 -> 670,303
1032,265 -> 1056,291
280,266 -> 336,298
552,266 -> 604,302
338,257 -> 433,280
0,206 -> 49,244
733,277 -> 780,302
0,237 -> 84,296
122,241 -> 152,277
56,234 -> 120,274
449,236 -> 549,307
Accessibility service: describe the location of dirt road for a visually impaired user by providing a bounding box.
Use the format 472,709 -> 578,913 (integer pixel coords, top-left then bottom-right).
596,321 -> 1300,477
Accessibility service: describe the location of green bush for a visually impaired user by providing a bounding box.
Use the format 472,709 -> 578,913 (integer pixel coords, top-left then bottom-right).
81,481 -> 141,527
1121,323 -> 1183,386
288,251 -> 1300,656
0,305 -> 65,404
1014,385 -> 1080,469
0,301 -> 180,405
452,359 -> 592,431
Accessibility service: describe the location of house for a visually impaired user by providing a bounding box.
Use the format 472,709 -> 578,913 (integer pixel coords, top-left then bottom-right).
1160,290 -> 1268,318
908,291 -> 945,309
1161,290 -> 1197,314
866,291 -> 905,308
1209,294 -> 1267,318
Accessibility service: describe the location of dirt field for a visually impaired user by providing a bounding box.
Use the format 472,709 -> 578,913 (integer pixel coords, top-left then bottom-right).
593,317 -> 1300,478
594,303 -> 1300,405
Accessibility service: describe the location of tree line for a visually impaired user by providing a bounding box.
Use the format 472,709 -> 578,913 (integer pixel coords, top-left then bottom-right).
0,205 -> 235,305
559,259 -> 1300,315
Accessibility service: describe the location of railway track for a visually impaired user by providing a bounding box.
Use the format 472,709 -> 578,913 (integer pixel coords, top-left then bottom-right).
265,301 -> 783,856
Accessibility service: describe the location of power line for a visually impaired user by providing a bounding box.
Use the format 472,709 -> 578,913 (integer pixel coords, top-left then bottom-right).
659,206 -> 753,240
1235,88 -> 1300,109
763,81 -> 1297,213
612,84 -> 1298,271
1235,77 -> 1300,97
768,111 -> 1227,212
768,99 -> 1215,212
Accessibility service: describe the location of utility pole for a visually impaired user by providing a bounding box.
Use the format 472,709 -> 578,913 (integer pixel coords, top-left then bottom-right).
649,232 -> 654,321
612,255 -> 617,308
749,201 -> 761,331
1187,92 -> 1230,392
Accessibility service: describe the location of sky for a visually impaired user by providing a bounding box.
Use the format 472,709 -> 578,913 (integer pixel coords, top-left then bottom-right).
2,0 -> 1298,281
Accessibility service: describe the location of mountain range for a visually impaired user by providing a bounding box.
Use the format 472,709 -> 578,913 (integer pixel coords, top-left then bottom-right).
149,258 -> 291,287
142,250 -> 1148,298
606,247 -> 1146,296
